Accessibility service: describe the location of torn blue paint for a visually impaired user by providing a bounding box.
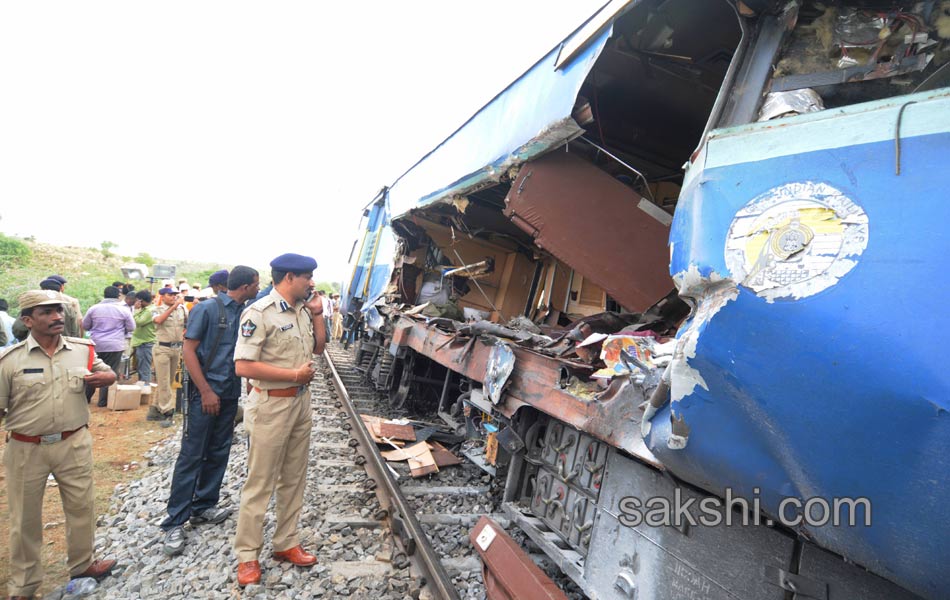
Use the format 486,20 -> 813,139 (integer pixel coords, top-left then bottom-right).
387,26 -> 613,219
655,88 -> 950,599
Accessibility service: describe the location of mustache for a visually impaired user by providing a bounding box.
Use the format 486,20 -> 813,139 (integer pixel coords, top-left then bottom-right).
50,320 -> 65,327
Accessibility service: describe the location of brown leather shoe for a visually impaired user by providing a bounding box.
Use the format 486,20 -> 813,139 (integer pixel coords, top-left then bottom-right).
272,544 -> 317,567
72,558 -> 117,581
237,560 -> 261,586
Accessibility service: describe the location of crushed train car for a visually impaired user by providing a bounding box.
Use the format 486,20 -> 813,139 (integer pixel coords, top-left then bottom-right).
341,1 -> 950,598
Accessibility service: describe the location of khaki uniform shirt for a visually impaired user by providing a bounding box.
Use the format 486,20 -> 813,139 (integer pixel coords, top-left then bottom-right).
62,293 -> 83,338
234,289 -> 314,390
154,305 -> 187,344
0,336 -> 110,436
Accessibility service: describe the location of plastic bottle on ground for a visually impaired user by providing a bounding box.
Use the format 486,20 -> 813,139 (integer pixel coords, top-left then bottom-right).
64,577 -> 98,596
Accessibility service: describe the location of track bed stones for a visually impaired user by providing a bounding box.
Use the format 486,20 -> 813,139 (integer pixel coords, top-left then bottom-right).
77,345 -> 586,599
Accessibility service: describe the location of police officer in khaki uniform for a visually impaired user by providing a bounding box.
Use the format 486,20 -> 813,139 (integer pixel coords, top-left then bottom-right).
233,253 -> 325,586
0,290 -> 118,599
148,286 -> 187,423
46,275 -> 84,338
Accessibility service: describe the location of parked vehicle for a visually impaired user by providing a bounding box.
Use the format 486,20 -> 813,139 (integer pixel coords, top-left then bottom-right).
342,1 -> 950,598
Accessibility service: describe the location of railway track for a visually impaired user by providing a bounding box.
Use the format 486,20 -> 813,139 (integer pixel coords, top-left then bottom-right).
315,343 -> 589,600
318,343 -> 499,600
85,341 -> 583,598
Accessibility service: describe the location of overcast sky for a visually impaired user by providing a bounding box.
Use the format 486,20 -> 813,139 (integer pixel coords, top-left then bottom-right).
0,1 -> 604,283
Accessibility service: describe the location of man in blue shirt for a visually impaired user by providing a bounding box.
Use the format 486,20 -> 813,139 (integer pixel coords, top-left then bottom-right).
160,266 -> 260,556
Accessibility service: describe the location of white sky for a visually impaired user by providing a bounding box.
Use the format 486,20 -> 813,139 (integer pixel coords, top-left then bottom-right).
0,1 -> 604,283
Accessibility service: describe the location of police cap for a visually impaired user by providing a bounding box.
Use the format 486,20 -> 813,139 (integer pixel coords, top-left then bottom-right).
19,290 -> 66,310
158,287 -> 179,295
269,253 -> 317,272
48,274 -> 68,284
208,269 -> 229,287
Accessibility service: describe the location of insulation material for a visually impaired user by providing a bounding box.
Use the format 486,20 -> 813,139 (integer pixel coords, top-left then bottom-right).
757,89 -> 825,121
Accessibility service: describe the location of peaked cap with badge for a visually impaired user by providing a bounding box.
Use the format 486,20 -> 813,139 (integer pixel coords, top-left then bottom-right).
18,289 -> 66,310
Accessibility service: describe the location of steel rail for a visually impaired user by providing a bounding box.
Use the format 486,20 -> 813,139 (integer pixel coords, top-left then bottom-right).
322,350 -> 461,600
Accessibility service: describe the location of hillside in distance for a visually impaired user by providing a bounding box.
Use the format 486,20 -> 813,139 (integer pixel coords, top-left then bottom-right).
0,235 -> 229,312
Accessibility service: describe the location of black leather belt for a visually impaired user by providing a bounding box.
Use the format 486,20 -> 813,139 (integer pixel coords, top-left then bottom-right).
158,341 -> 182,348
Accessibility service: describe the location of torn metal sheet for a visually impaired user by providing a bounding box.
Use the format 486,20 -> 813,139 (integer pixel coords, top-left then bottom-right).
668,265 -> 738,405
724,182 -> 869,303
390,316 -> 663,469
485,342 -> 515,405
386,24 -> 613,220
504,151 -> 674,311
470,516 -> 569,600
660,87 -> 950,599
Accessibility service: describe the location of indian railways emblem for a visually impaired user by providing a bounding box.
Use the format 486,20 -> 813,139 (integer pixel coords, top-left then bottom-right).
724,182 -> 869,302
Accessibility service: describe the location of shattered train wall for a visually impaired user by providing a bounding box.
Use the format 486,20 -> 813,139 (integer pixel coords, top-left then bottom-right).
418,219 -> 537,320
504,151 -> 674,312
651,90 -> 950,599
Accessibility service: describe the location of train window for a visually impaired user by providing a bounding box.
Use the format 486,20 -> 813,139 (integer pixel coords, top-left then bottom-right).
571,0 -> 743,193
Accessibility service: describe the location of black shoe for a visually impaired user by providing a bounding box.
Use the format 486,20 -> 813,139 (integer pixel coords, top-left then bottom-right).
97,401 -> 107,408
190,507 -> 232,526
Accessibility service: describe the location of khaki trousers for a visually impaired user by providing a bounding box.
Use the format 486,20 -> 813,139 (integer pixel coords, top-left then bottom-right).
234,388 -> 313,562
331,313 -> 343,340
4,427 -> 95,597
151,345 -> 180,414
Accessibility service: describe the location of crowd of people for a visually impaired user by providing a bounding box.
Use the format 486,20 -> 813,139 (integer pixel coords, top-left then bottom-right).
0,255 -> 346,598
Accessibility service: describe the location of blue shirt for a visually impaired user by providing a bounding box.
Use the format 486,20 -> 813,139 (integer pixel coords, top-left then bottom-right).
185,292 -> 245,399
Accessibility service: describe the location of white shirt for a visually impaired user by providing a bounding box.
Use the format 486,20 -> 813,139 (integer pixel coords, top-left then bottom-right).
0,310 -> 16,348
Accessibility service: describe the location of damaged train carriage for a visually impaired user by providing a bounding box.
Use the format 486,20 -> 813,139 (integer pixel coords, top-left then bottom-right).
343,1 -> 950,599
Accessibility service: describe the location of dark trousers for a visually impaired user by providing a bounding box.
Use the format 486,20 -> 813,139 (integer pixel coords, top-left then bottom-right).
96,351 -> 124,406
135,342 -> 154,382
161,387 -> 238,530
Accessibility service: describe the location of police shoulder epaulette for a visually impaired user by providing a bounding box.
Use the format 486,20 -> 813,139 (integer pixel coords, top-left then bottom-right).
251,296 -> 275,312
65,336 -> 95,346
0,340 -> 26,362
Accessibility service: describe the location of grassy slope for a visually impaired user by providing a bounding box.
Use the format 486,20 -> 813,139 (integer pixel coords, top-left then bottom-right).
0,238 -> 229,313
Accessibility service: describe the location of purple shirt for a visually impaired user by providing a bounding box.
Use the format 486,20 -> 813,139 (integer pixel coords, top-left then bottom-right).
82,298 -> 136,352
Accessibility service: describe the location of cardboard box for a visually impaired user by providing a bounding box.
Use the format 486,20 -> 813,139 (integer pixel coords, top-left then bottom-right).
139,383 -> 157,405
106,384 -> 141,411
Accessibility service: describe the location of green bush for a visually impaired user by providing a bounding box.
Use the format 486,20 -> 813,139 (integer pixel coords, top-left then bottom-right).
0,234 -> 32,267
